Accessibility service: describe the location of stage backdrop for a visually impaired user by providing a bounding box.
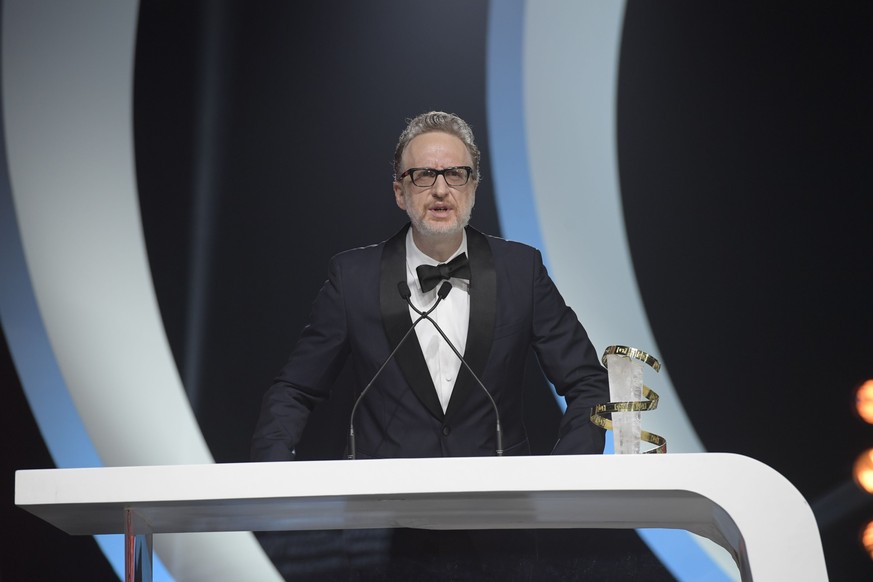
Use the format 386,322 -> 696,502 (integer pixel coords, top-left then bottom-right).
2,1 -> 872,581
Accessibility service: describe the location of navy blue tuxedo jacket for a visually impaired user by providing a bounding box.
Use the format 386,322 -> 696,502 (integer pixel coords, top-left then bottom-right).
251,225 -> 608,460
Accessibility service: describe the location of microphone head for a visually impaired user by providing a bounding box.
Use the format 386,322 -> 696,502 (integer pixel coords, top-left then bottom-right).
437,281 -> 453,299
397,281 -> 412,300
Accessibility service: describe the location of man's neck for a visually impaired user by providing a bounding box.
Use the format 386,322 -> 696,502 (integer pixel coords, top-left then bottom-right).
411,228 -> 464,262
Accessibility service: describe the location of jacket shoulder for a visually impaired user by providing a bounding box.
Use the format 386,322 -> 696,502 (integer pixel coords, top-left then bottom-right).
331,224 -> 407,266
331,240 -> 383,263
476,229 -> 542,261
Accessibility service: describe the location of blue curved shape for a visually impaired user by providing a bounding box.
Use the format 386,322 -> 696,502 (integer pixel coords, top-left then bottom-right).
485,2 -> 731,581
484,0 -> 546,259
486,0 -> 567,418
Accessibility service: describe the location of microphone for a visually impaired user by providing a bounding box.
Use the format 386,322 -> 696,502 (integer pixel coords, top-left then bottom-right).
346,281 -> 451,459
399,281 -> 504,456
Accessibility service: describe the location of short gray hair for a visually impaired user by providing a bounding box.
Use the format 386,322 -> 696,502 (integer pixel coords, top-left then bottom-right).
393,111 -> 481,182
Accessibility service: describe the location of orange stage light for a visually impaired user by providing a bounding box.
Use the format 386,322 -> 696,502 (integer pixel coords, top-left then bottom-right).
856,380 -> 873,424
862,520 -> 873,561
854,449 -> 873,494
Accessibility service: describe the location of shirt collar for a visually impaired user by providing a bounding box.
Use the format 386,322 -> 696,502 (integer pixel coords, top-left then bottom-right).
405,229 -> 469,292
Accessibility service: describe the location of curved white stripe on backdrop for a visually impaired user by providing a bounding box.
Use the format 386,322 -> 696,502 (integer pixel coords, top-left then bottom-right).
524,1 -> 703,456
488,2 -> 738,580
1,1 -> 280,580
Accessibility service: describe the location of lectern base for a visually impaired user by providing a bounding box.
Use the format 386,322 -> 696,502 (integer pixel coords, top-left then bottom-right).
125,509 -> 153,582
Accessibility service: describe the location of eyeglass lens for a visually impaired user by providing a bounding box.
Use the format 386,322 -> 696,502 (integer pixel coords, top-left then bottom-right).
410,167 -> 470,187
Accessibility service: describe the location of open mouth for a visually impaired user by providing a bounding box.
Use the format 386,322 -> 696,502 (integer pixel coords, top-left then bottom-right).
429,204 -> 453,217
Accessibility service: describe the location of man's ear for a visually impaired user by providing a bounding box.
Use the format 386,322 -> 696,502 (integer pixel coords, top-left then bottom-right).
393,181 -> 406,210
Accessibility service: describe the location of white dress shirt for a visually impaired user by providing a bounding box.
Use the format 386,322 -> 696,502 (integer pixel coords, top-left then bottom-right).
405,229 -> 470,412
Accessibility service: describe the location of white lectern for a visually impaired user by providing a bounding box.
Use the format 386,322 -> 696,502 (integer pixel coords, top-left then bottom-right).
15,453 -> 827,581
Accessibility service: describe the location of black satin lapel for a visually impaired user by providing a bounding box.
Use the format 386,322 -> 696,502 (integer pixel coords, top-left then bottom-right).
445,227 -> 497,418
380,224 -> 444,420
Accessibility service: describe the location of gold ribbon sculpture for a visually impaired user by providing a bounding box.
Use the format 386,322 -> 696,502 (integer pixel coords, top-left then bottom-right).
590,345 -> 668,454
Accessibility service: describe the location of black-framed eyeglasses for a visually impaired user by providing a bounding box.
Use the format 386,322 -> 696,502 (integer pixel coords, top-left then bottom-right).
397,166 -> 473,188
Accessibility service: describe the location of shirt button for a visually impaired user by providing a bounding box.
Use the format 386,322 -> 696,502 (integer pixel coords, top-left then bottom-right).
442,425 -> 451,436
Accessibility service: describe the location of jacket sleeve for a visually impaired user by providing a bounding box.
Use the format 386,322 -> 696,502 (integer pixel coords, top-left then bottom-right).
250,256 -> 350,461
527,250 -> 609,454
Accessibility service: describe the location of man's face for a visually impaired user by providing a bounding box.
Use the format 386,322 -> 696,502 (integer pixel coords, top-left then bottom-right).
393,131 -> 477,238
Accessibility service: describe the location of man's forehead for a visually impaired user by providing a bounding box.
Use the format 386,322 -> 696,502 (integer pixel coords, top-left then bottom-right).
403,131 -> 471,164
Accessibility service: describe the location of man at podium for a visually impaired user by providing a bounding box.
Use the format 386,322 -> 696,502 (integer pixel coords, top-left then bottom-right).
251,111 -> 608,462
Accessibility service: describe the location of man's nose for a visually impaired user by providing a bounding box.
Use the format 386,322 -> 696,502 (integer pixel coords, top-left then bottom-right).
431,174 -> 451,196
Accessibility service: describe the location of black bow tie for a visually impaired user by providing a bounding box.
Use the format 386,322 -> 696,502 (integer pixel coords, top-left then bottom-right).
416,253 -> 471,293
